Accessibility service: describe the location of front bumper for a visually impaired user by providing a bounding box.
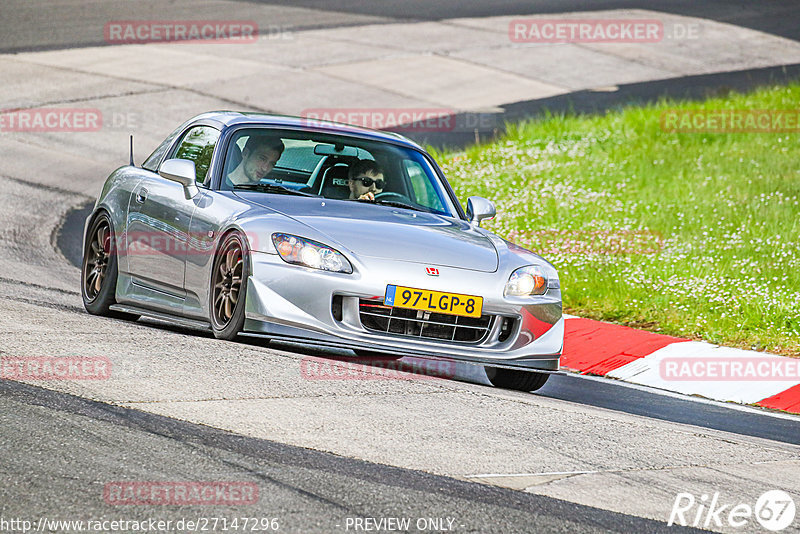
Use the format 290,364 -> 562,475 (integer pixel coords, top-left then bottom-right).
243,252 -> 563,371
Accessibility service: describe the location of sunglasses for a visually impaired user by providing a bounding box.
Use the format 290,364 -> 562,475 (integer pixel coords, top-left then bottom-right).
354,175 -> 385,189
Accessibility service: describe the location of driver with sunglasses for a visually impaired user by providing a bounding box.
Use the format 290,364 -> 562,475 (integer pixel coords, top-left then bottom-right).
347,160 -> 385,201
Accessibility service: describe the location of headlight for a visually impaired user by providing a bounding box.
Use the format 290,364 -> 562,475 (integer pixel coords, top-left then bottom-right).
505,265 -> 548,296
272,233 -> 352,274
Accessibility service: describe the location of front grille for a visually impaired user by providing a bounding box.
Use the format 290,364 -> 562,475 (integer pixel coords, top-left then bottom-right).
359,299 -> 493,343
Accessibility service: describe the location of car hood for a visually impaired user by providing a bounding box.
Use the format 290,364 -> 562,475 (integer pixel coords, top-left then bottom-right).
238,195 -> 499,272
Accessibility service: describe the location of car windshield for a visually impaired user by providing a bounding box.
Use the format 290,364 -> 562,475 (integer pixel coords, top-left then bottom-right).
221,128 -> 458,217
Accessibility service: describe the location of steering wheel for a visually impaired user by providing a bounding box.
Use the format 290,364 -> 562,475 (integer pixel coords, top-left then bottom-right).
374,191 -> 411,203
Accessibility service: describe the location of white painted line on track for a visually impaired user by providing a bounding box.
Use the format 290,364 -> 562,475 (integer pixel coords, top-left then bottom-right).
465,470 -> 599,478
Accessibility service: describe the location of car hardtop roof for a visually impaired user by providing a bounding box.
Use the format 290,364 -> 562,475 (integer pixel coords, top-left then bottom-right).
195,111 -> 424,150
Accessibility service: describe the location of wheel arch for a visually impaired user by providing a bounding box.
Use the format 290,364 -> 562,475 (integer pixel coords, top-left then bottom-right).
214,224 -> 254,276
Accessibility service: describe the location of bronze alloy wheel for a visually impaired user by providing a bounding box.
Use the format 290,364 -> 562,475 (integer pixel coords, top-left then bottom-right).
83,218 -> 111,302
212,235 -> 244,328
82,212 -> 135,318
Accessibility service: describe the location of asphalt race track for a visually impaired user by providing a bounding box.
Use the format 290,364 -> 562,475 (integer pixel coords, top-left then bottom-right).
1,379 -> 708,533
2,0 -> 800,53
1,1 -> 799,533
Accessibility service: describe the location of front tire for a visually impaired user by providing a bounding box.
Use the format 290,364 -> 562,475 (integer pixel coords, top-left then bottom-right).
485,367 -> 549,392
82,212 -> 117,315
210,231 -> 249,340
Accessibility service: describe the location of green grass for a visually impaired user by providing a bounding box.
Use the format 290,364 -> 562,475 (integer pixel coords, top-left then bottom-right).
433,83 -> 800,356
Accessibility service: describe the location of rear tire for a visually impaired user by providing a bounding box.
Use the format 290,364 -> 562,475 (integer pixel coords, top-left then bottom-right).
210,231 -> 249,340
485,367 -> 549,391
82,212 -> 118,316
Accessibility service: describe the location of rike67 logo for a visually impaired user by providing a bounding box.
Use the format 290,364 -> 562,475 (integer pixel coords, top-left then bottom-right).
668,490 -> 796,531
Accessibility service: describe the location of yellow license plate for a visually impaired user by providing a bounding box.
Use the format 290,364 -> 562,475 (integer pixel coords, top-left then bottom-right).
384,285 -> 483,318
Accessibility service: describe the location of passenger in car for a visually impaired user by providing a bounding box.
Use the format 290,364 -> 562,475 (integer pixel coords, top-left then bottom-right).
226,135 -> 285,187
348,160 -> 385,201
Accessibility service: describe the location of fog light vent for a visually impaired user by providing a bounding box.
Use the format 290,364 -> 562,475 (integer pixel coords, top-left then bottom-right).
332,295 -> 343,321
498,317 -> 516,342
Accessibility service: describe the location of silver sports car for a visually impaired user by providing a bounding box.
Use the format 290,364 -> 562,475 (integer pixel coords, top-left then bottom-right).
82,112 -> 563,391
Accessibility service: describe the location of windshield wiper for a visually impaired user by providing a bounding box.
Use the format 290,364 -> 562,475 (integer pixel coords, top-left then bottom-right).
233,183 -> 313,196
372,199 -> 431,213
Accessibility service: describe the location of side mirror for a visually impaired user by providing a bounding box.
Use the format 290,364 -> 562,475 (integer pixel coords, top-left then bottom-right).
466,196 -> 496,226
159,158 -> 199,199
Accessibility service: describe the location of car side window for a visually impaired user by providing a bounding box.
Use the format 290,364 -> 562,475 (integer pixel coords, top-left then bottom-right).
171,126 -> 220,185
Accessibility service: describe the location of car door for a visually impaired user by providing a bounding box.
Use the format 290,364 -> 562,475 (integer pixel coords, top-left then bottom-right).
126,125 -> 220,313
